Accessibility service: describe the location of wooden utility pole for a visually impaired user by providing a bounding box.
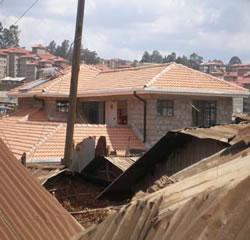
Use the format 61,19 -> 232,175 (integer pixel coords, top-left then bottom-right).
62,0 -> 86,167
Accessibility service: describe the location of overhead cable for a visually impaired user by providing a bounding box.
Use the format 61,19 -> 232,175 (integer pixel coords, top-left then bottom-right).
12,0 -> 39,26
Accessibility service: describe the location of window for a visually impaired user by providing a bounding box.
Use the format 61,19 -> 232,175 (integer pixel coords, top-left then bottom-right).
243,98 -> 250,114
82,101 -> 105,124
56,100 -> 69,113
192,100 -> 216,127
157,100 -> 174,116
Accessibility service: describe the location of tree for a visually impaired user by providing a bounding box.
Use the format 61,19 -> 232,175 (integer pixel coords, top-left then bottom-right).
46,40 -> 57,55
0,23 -> 20,49
81,48 -> 100,64
165,52 -> 177,63
132,60 -> 138,67
189,53 -> 203,70
55,40 -> 70,59
151,50 -> 163,63
140,51 -> 151,63
176,55 -> 190,67
229,56 -> 242,65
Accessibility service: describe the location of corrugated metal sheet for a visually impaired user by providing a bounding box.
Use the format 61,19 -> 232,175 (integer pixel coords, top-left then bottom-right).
27,164 -> 67,185
0,138 -> 84,240
98,122 -> 250,199
172,122 -> 250,144
105,156 -> 138,172
74,142 -> 250,240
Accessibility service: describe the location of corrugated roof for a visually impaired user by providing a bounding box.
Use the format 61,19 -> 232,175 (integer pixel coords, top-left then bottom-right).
105,156 -> 138,172
0,138 -> 83,240
75,142 -> 250,240
172,122 -> 250,144
27,164 -> 67,185
98,122 -> 250,199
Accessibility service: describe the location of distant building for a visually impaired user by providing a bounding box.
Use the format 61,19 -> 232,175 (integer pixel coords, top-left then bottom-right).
1,45 -> 68,84
101,58 -> 132,69
0,76 -> 26,91
199,61 -> 226,74
0,50 -> 7,78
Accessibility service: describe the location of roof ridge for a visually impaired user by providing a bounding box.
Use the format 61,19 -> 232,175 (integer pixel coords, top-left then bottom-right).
145,63 -> 175,88
27,123 -> 64,161
175,63 -> 249,92
99,63 -> 171,74
82,64 -> 102,73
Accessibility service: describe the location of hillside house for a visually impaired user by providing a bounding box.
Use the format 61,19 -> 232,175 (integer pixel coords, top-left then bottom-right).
9,63 -> 249,146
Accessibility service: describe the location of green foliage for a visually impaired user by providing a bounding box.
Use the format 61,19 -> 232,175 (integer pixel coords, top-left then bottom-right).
151,50 -> 163,63
46,40 -> 56,55
163,52 -> 177,63
81,48 -> 100,64
46,40 -> 100,64
140,50 -> 203,69
55,40 -> 70,59
0,23 -> 20,49
189,53 -> 203,70
229,56 -> 242,65
140,51 -> 151,63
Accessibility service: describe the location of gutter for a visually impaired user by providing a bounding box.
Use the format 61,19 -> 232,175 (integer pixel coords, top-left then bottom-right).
133,91 -> 147,143
143,88 -> 250,98
9,87 -> 250,99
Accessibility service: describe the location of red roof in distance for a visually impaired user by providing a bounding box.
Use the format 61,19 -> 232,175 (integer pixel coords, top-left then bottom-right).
32,44 -> 46,49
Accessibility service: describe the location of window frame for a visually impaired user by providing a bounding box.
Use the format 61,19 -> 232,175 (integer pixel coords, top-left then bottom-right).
56,100 -> 69,113
192,100 -> 217,127
157,99 -> 174,117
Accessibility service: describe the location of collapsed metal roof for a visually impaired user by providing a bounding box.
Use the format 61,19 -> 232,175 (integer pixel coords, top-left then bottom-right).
98,122 -> 250,200
0,138 -> 84,240
74,140 -> 250,240
27,164 -> 68,185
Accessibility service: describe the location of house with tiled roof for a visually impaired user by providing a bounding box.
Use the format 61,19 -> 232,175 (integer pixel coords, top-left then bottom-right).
8,63 -> 250,147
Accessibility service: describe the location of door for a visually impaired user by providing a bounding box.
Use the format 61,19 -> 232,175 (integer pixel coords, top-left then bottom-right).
105,101 -> 117,126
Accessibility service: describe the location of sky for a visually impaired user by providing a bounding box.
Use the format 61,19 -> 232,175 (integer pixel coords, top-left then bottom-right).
0,0 -> 250,62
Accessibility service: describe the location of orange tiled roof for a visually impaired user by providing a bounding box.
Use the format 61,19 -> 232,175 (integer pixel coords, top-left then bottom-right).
150,64 -> 245,92
9,63 -> 249,98
236,77 -> 250,86
224,72 -> 238,77
0,109 -> 145,162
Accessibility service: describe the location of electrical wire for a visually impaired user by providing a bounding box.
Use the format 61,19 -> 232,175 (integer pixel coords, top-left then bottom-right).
12,0 -> 39,26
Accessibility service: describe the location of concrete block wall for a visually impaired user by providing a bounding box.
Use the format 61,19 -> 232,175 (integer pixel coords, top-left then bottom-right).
128,95 -> 233,146
44,98 -> 68,122
18,97 -> 42,110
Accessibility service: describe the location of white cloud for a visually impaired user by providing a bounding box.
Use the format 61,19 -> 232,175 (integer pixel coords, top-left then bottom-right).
0,0 -> 250,61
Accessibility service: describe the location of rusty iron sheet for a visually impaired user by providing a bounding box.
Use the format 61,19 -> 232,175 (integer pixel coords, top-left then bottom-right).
172,122 -> 250,144
105,156 -> 138,172
0,138 -> 84,240
27,164 -> 68,185
74,144 -> 250,240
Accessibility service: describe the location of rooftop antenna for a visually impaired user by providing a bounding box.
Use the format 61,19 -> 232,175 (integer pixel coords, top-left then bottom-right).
62,0 -> 86,167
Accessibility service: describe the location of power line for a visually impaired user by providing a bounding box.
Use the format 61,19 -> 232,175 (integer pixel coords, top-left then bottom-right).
12,0 -> 39,26
0,0 -> 5,7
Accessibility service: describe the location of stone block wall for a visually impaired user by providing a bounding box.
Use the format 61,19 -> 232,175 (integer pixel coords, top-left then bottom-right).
127,95 -> 233,146
18,97 -> 42,109
44,98 -> 68,122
